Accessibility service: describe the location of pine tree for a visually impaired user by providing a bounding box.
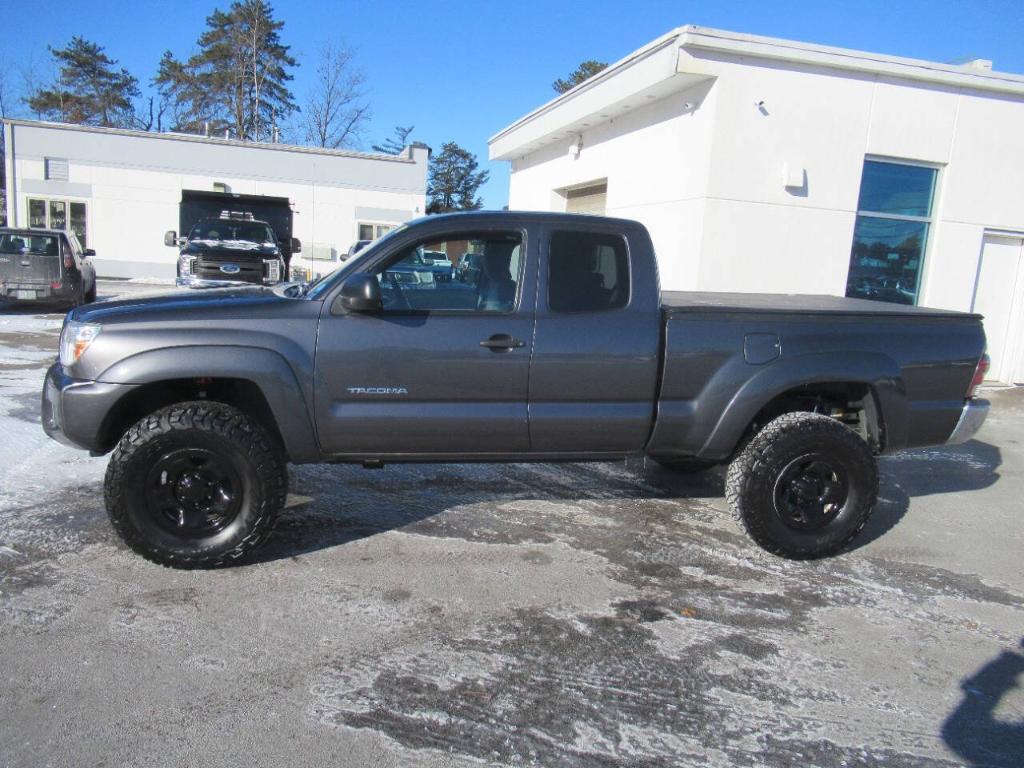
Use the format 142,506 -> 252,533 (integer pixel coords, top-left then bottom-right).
27,37 -> 140,127
156,0 -> 298,141
372,125 -> 414,155
426,142 -> 489,214
552,60 -> 608,94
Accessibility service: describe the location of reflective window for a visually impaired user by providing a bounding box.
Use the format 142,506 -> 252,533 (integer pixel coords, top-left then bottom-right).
49,200 -> 67,231
70,202 -> 88,247
548,231 -> 629,313
28,199 -> 47,228
374,232 -> 523,312
846,161 -> 937,305
359,222 -> 396,241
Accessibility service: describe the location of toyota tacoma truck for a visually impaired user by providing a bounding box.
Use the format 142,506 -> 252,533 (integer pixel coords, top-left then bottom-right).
41,212 -> 990,568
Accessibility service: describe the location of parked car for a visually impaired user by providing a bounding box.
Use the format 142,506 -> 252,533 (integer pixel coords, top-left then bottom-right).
0,228 -> 97,307
42,211 -> 988,568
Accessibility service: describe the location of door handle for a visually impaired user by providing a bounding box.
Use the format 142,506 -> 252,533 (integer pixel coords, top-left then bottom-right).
479,334 -> 525,352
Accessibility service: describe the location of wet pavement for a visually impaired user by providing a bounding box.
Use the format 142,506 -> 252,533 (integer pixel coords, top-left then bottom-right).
1,281 -> 1022,767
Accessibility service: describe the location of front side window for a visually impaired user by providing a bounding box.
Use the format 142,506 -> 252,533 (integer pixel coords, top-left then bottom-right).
846,160 -> 937,305
374,232 -> 523,312
548,230 -> 629,313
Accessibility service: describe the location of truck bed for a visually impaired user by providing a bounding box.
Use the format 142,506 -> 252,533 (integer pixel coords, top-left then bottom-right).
661,291 -> 978,319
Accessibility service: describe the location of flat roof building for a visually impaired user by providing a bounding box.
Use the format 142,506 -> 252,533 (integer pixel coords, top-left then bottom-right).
489,26 -> 1024,385
2,119 -> 429,280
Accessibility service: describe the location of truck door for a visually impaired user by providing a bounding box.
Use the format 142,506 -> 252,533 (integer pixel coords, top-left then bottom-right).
314,225 -> 537,455
528,224 -> 662,452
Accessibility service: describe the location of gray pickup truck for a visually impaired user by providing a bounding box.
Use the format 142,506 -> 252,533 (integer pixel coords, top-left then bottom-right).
41,212 -> 990,568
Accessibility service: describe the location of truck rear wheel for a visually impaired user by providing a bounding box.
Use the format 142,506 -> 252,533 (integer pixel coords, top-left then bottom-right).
725,412 -> 877,559
104,401 -> 287,568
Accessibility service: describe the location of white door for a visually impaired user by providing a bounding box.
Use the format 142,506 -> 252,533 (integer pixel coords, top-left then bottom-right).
971,235 -> 1024,384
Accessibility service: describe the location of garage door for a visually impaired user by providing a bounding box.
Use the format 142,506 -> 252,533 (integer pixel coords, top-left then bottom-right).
971,235 -> 1024,384
565,183 -> 607,215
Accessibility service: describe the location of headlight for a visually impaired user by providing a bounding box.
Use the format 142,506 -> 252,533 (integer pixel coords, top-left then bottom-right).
59,321 -> 101,367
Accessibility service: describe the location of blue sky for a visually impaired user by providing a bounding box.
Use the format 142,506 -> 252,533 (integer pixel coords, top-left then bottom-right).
4,0 -> 1022,208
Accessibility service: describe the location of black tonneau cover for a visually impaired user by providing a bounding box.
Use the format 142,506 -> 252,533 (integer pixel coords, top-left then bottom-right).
661,291 -> 978,319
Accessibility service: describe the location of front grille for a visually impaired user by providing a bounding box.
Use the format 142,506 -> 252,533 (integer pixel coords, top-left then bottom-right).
195,259 -> 264,284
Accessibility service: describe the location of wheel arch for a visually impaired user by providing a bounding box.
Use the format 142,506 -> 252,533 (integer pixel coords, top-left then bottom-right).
701,351 -> 906,460
94,346 -> 319,461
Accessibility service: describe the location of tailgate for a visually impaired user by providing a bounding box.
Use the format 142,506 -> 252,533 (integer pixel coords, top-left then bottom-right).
0,234 -> 62,286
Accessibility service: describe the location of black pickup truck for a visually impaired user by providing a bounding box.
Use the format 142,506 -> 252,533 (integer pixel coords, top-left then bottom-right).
166,191 -> 301,288
41,212 -> 989,568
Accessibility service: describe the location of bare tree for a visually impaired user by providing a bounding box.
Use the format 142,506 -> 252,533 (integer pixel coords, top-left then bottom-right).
304,41 -> 370,149
19,52 -> 56,120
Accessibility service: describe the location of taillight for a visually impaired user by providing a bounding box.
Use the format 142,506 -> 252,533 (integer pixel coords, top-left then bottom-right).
968,353 -> 990,398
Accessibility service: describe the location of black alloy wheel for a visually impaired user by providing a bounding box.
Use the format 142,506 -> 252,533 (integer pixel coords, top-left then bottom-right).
726,412 -> 877,559
105,401 -> 288,568
145,447 -> 243,537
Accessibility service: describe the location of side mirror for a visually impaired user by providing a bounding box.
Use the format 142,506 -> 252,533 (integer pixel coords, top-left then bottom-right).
164,230 -> 178,247
333,273 -> 382,314
82,249 -> 96,257
290,237 -> 302,254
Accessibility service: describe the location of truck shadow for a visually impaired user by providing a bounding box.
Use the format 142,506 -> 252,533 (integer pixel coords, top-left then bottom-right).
252,439 -> 1000,564
253,459 -> 729,564
941,638 -> 1024,767
850,438 -> 1002,551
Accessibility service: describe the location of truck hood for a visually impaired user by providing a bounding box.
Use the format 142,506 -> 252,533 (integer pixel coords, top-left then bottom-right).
182,240 -> 282,259
69,286 -> 291,325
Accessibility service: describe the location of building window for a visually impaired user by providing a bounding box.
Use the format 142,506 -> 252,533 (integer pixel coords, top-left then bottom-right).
845,160 -> 937,305
27,197 -> 89,247
358,222 -> 396,241
44,157 -> 69,181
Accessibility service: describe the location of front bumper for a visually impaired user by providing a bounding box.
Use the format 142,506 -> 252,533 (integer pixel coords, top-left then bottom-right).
41,363 -> 136,453
946,399 -> 990,444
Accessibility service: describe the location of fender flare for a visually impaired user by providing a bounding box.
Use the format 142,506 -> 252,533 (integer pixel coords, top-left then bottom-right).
97,345 -> 320,462
700,351 -> 907,458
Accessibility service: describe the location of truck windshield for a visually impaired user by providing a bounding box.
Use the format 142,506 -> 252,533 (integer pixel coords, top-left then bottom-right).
0,233 -> 59,255
189,220 -> 276,244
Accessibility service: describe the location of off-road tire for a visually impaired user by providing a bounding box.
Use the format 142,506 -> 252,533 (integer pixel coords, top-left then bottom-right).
651,457 -> 718,473
84,281 -> 97,303
104,401 -> 288,568
726,412 -> 877,559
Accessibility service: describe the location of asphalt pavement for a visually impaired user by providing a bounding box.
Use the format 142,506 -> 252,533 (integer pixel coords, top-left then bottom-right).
0,280 -> 1021,767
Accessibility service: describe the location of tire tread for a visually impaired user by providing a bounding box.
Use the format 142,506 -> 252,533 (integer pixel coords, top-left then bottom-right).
104,401 -> 287,568
725,412 -> 878,559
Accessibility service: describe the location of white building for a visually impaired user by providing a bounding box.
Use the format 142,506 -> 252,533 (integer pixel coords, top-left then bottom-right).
2,119 -> 429,280
489,26 -> 1024,385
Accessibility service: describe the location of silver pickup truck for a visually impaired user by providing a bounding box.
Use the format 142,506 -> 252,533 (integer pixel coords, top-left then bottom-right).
41,212 -> 989,568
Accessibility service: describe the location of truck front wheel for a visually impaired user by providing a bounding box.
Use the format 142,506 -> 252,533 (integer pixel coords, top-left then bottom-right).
104,401 -> 287,568
725,412 -> 877,559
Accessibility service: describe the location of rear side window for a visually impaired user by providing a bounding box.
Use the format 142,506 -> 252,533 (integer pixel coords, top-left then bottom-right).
548,230 -> 629,313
